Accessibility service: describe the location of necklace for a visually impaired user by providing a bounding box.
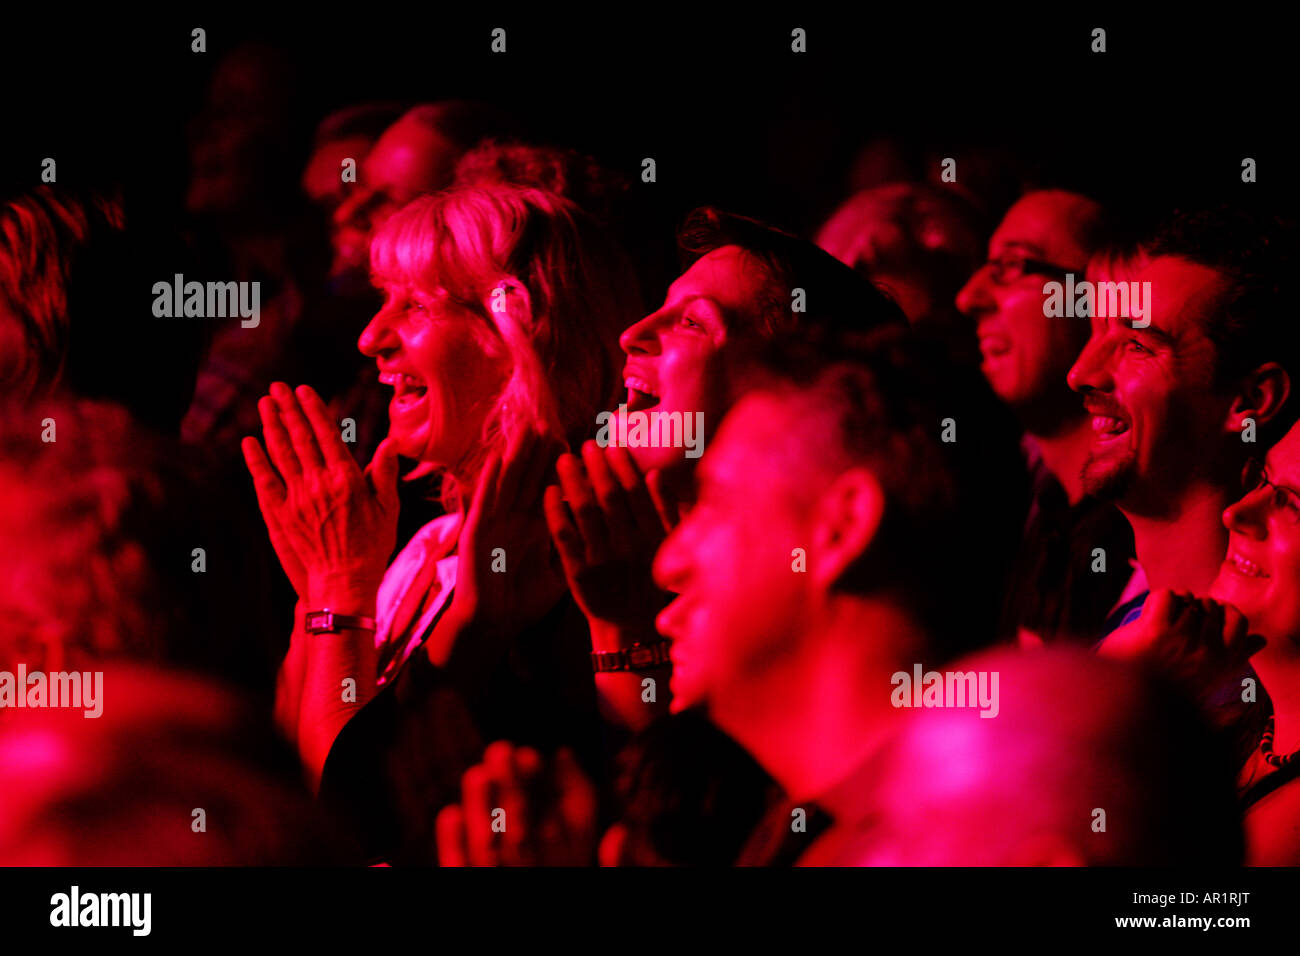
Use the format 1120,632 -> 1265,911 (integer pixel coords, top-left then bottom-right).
1261,716 -> 1299,769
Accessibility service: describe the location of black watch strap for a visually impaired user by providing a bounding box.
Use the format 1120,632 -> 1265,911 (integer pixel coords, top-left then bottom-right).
305,610 -> 378,635
591,641 -> 672,673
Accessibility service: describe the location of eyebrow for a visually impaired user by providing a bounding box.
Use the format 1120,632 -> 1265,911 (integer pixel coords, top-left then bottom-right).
1129,321 -> 1175,346
669,292 -> 717,309
1266,460 -> 1300,491
662,291 -> 726,322
991,240 -> 1048,258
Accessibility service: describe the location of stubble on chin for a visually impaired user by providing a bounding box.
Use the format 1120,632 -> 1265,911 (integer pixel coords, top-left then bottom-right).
1080,450 -> 1135,502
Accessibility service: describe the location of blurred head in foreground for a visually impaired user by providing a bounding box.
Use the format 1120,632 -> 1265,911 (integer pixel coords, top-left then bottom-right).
856,648 -> 1243,865
0,663 -> 353,865
0,398 -> 277,687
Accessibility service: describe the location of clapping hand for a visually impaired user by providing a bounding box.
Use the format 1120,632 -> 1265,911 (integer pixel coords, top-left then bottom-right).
543,441 -> 682,639
242,382 -> 400,614
436,741 -> 598,866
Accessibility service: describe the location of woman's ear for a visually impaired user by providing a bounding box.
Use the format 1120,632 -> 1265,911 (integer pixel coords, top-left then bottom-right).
486,276 -> 535,335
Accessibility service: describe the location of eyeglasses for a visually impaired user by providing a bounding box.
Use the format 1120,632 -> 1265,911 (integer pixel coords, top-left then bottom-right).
1240,458 -> 1300,525
979,253 -> 1076,286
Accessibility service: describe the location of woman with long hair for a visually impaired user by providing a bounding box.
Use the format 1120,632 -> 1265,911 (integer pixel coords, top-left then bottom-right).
243,185 -> 638,812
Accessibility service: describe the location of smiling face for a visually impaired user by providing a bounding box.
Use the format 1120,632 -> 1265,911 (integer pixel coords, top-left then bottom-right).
652,392 -> 818,714
617,246 -> 771,471
1210,425 -> 1300,644
955,192 -> 1098,416
357,282 -> 509,465
1067,255 -> 1231,510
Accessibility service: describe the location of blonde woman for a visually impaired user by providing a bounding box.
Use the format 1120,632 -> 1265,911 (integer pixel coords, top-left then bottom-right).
243,186 -> 637,805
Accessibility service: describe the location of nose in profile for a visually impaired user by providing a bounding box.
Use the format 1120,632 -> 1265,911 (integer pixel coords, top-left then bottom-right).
620,309 -> 668,356
955,265 -> 995,319
358,303 -> 400,359
1223,483 -> 1271,540
1067,335 -> 1114,395
652,522 -> 690,595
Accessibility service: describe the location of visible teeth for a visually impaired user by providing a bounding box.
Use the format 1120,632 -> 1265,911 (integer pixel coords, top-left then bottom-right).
625,376 -> 659,397
1092,415 -> 1126,434
379,372 -> 426,391
1232,553 -> 1268,578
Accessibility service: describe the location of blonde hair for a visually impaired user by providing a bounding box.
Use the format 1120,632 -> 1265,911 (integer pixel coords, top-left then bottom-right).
369,185 -> 639,505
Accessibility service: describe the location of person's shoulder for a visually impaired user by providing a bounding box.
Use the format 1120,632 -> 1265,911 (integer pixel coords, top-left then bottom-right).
1245,770 -> 1300,865
1097,588 -> 1149,645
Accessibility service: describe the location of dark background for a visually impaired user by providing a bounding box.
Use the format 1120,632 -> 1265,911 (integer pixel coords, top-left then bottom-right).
3,10 -> 1294,260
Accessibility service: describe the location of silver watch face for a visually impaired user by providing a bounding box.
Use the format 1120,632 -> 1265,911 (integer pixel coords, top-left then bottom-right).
628,646 -> 655,667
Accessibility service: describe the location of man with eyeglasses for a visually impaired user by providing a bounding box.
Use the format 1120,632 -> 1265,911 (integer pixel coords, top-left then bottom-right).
956,190 -> 1136,646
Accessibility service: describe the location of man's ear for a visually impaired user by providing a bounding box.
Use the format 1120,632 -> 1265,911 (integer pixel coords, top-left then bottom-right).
810,467 -> 886,591
485,276 -> 535,336
1227,362 -> 1291,432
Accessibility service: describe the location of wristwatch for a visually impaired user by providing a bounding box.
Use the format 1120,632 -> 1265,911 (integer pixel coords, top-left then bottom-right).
304,609 -> 377,635
591,641 -> 672,673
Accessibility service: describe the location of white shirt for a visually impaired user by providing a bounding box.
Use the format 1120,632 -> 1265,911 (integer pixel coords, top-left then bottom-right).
374,514 -> 461,686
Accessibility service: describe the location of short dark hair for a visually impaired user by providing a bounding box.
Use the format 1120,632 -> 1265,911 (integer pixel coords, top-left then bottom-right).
733,323 -> 1027,658
453,139 -> 630,226
400,101 -> 521,154
1146,206 -> 1300,435
312,102 -> 406,148
677,207 -> 907,339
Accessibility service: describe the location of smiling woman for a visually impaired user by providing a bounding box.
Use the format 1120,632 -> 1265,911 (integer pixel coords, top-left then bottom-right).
362,186 -> 635,503
1208,428 -> 1300,863
242,184 -> 640,859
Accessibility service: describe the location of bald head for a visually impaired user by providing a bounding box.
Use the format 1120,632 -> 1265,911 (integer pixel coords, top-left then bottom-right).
0,665 -> 353,864
330,101 -> 515,278
1002,190 -> 1107,266
857,648 -> 1242,865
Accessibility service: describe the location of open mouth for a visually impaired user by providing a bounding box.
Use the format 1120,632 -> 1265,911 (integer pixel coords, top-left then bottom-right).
379,371 -> 429,412
1090,414 -> 1130,440
978,333 -> 1012,359
1228,551 -> 1269,579
1084,400 -> 1131,442
625,375 -> 661,413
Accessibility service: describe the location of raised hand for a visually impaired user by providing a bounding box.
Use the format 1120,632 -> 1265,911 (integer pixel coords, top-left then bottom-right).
543,440 -> 676,638
242,382 -> 400,613
431,429 -> 568,671
1101,589 -> 1266,703
435,742 -> 598,866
